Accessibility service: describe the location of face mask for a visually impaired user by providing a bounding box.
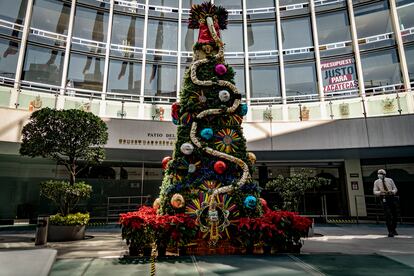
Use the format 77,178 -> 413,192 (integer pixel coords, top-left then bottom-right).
378,174 -> 384,180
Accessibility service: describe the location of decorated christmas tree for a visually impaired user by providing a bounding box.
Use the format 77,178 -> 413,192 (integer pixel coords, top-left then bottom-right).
155,2 -> 262,246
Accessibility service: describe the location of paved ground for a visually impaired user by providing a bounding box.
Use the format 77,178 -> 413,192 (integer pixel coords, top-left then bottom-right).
1,223 -> 414,275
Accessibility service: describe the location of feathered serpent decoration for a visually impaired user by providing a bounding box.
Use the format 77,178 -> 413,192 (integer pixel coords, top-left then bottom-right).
188,2 -> 228,30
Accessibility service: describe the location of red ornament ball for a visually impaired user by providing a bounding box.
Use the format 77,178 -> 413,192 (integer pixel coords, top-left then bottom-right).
162,156 -> 172,170
171,102 -> 180,120
214,161 -> 227,174
215,64 -> 227,76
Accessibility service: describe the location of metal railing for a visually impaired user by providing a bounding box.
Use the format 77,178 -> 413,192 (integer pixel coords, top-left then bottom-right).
106,195 -> 151,223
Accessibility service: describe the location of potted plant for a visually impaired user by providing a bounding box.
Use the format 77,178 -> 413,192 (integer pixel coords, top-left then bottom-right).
20,108 -> 108,241
167,213 -> 197,256
237,217 -> 262,254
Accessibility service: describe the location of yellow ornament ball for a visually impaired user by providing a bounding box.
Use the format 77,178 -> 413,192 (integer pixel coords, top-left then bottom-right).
247,152 -> 257,164
170,193 -> 185,209
153,198 -> 161,210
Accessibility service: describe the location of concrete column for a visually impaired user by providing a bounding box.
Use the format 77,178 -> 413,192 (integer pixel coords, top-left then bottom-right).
138,0 -> 150,119
56,0 -> 77,110
176,0 -> 183,101
100,0 -> 114,117
275,0 -> 288,120
10,0 -> 34,108
310,0 -> 327,119
344,159 -> 367,217
389,0 -> 411,92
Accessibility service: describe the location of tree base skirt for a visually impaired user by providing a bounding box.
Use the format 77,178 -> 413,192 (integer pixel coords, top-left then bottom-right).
47,225 -> 86,242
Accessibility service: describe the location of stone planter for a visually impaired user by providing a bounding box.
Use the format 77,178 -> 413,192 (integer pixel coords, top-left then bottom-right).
47,225 -> 86,242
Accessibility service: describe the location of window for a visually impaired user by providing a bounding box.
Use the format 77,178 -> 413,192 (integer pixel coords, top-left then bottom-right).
354,2 -> 393,39
146,19 -> 178,50
73,6 -> 109,42
285,62 -> 318,96
108,59 -> 142,95
214,0 -> 241,9
247,21 -> 278,52
361,49 -> 402,89
112,14 -> 144,48
317,10 -> 351,45
246,0 -> 274,9
31,0 -> 70,34
221,23 -> 244,52
144,63 -> 177,97
150,0 -> 178,7
181,23 -> 197,51
22,45 -> 64,86
182,0 -> 204,7
0,0 -> 28,24
0,38 -> 19,79
249,65 -> 281,98
405,45 -> 414,84
68,53 -> 105,91
398,3 -> 414,42
281,17 -> 313,49
232,65 -> 245,96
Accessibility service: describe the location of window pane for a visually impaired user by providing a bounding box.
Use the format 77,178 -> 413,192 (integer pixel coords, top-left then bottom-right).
281,17 -> 313,49
285,62 -> 318,96
215,0 -> 241,9
246,0 -> 274,9
317,10 -> 351,45
73,6 -> 109,42
361,49 -> 402,89
354,2 -> 392,39
181,23 -> 197,51
112,14 -> 144,47
249,65 -> 281,98
22,45 -> 64,86
31,0 -> 70,34
232,65 -> 245,96
182,0 -> 204,7
68,53 -> 104,91
108,59 -> 142,95
0,38 -> 19,79
247,21 -> 278,52
144,63 -> 177,97
398,3 -> 414,42
147,19 -> 178,50
0,0 -> 28,23
404,45 -> 414,84
221,23 -> 244,52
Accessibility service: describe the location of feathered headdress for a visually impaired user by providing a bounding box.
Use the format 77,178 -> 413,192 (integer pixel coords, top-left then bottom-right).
188,2 -> 228,30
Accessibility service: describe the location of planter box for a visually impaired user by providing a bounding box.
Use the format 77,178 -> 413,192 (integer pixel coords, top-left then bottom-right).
47,225 -> 86,242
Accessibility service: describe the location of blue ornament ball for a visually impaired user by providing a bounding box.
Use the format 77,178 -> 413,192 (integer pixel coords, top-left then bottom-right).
239,103 -> 248,116
244,195 -> 257,209
172,118 -> 179,125
200,128 -> 214,140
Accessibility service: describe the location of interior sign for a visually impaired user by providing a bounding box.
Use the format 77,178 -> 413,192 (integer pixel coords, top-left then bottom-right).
321,58 -> 358,93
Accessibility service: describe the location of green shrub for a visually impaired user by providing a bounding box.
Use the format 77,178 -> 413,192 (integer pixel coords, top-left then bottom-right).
50,213 -> 90,226
40,180 -> 92,216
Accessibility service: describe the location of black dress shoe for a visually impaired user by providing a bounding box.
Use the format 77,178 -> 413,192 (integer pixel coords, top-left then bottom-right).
388,233 -> 394,237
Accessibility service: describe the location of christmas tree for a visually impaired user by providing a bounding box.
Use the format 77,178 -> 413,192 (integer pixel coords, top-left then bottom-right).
155,2 -> 262,246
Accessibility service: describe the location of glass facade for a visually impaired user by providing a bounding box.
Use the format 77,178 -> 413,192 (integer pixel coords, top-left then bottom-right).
0,0 -> 411,115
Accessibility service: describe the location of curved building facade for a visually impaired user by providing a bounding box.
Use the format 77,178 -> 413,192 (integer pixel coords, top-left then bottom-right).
0,0 -> 414,222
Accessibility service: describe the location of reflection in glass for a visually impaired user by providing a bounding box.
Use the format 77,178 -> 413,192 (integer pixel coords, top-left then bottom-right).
144,63 -> 177,97
73,5 -> 108,42
249,65 -> 281,98
285,63 -> 317,96
31,0 -> 70,34
398,4 -> 414,30
0,0 -> 28,23
147,19 -> 178,50
108,59 -> 142,95
405,45 -> 414,83
361,49 -> 402,88
215,0 -> 241,9
317,10 -> 351,45
0,38 -> 19,79
182,0 -> 204,7
247,21 -> 278,52
221,23 -> 244,52
22,45 -> 64,85
281,17 -> 313,49
112,14 -> 144,48
354,2 -> 392,38
232,66 -> 245,96
150,0 -> 178,7
246,0 -> 274,9
68,53 -> 104,91
181,23 -> 197,51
